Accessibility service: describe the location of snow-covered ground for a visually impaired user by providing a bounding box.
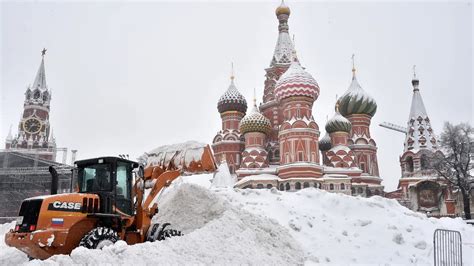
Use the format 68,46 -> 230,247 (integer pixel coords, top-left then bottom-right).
1,174 -> 473,265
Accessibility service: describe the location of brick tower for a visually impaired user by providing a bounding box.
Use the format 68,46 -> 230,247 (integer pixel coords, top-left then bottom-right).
5,49 -> 56,161
212,69 -> 247,174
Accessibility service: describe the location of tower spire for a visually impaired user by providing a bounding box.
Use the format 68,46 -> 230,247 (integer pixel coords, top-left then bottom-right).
32,49 -> 48,90
253,88 -> 257,107
351,54 -> 356,79
230,62 -> 235,81
411,65 -> 420,91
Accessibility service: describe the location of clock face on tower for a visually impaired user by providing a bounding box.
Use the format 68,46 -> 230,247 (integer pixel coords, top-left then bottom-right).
23,117 -> 42,134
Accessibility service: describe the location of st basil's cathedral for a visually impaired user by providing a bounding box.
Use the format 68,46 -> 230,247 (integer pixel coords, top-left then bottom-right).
212,1 -> 383,197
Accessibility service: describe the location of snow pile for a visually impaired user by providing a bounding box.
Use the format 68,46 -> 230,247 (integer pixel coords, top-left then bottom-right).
211,162 -> 234,188
0,222 -> 28,264
1,179 -> 473,265
2,184 -> 303,265
217,188 -> 474,265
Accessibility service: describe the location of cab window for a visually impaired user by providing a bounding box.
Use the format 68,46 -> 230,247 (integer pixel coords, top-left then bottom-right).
78,163 -> 112,192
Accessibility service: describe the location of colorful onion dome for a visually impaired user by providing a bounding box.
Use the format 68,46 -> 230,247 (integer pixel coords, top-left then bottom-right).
240,105 -> 272,135
274,60 -> 320,102
217,78 -> 247,114
338,75 -> 377,117
275,0 -> 290,16
319,132 -> 332,151
325,103 -> 352,134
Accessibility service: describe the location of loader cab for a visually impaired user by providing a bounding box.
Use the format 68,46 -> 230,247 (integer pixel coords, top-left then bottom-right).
76,157 -> 138,216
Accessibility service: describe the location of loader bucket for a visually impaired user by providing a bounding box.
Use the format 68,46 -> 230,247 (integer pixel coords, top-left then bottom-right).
141,141 -> 217,175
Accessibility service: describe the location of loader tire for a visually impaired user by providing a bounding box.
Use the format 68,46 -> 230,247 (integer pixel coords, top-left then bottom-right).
79,227 -> 119,249
147,223 -> 182,242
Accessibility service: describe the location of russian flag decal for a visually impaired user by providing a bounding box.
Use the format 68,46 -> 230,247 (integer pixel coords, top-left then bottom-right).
51,218 -> 64,227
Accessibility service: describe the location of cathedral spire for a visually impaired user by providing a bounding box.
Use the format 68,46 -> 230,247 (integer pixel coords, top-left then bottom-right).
351,54 -> 356,79
32,49 -> 48,91
230,62 -> 235,81
6,125 -> 13,142
404,68 -> 437,152
271,0 -> 297,66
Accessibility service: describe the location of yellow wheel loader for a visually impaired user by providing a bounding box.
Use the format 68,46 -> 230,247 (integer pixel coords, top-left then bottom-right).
5,143 -> 217,260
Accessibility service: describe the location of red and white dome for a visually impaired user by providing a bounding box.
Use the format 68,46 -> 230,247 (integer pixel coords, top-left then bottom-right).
274,61 -> 320,102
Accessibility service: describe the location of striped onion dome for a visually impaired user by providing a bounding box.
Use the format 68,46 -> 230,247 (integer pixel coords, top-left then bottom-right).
325,105 -> 352,134
274,60 -> 320,102
217,79 -> 247,114
338,75 -> 377,117
319,132 -> 332,151
239,105 -> 272,135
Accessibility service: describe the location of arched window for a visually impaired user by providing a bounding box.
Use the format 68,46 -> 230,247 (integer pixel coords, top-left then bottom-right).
256,184 -> 264,189
351,187 -> 355,194
298,152 -> 304,161
357,187 -> 363,194
295,182 -> 301,190
406,157 -> 414,172
285,183 -> 290,191
420,154 -> 430,170
341,183 -> 345,190
374,189 -> 380,195
329,184 -> 334,190
266,184 -> 273,189
279,183 -> 284,191
303,182 -> 309,188
243,185 -> 253,189
313,182 -> 318,188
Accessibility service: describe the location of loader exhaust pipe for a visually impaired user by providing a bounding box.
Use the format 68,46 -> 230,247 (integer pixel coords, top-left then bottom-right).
49,166 -> 58,195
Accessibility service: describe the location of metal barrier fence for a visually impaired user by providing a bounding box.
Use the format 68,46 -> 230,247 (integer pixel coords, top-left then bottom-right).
433,229 -> 462,266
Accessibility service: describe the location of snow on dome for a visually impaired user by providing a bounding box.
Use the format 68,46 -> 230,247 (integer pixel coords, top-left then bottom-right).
217,79 -> 247,114
338,76 -> 377,117
240,105 -> 272,135
318,132 -> 332,151
325,107 -> 352,134
140,141 -> 208,171
274,61 -> 320,102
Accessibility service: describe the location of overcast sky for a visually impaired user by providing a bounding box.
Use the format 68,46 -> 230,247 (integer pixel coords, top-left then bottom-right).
0,0 -> 472,191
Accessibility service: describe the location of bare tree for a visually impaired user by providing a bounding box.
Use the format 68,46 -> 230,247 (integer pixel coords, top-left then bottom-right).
431,122 -> 473,219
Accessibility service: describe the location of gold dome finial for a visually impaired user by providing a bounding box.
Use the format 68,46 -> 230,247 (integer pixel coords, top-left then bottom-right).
351,54 -> 356,79
276,0 -> 291,16
335,94 -> 340,113
230,62 -> 235,81
253,88 -> 257,107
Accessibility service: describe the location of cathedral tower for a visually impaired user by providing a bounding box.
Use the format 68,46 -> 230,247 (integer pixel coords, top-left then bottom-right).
275,55 -> 322,179
212,68 -> 247,173
238,96 -> 272,173
399,72 -> 439,178
5,49 -> 56,161
338,58 -> 381,183
260,0 -> 297,164
324,103 -> 356,168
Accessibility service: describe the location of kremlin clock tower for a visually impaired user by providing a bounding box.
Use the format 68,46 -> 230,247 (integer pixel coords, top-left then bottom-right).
5,49 -> 57,161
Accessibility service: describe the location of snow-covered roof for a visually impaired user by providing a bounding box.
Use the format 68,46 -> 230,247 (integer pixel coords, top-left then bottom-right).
325,110 -> 352,134
271,31 -> 296,66
274,60 -> 320,102
240,104 -> 272,135
235,174 -> 280,186
403,78 -> 438,153
338,75 -> 377,117
318,132 -> 332,151
217,78 -> 247,114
